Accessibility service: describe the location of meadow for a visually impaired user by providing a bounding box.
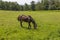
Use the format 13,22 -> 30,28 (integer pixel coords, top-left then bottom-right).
0,10 -> 60,40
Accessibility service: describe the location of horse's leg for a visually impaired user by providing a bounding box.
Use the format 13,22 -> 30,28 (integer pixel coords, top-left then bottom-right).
20,21 -> 23,27
28,22 -> 31,29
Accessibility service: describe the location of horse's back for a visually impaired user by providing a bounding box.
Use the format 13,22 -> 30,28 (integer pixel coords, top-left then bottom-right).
18,15 -> 29,21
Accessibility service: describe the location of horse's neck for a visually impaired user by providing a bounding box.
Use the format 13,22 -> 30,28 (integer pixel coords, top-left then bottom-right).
32,20 -> 37,27
32,19 -> 36,24
28,15 -> 36,25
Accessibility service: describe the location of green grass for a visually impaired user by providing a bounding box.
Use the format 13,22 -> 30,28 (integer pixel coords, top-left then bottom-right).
0,10 -> 60,40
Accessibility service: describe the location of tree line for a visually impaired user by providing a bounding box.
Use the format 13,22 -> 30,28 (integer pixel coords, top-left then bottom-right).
0,0 -> 60,11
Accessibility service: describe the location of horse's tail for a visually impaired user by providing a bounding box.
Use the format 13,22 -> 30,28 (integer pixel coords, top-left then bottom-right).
18,15 -> 21,21
18,18 -> 20,21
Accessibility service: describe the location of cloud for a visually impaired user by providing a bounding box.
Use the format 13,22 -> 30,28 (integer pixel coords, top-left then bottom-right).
3,0 -> 41,5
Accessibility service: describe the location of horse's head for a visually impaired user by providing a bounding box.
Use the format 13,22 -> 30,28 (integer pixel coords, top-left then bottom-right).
34,22 -> 37,29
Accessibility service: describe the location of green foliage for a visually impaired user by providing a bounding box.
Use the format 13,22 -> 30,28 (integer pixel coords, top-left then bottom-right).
0,1 -> 20,11
31,1 -> 36,11
35,2 -> 43,10
0,0 -> 60,11
41,0 -> 60,10
0,10 -> 60,40
24,3 -> 30,11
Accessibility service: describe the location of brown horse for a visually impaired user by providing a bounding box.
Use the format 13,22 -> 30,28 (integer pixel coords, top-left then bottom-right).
18,15 -> 37,29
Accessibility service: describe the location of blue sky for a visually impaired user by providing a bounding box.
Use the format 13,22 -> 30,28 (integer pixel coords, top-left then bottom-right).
2,0 -> 41,5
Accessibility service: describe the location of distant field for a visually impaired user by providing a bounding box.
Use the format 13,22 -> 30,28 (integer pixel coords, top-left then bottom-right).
0,10 -> 60,40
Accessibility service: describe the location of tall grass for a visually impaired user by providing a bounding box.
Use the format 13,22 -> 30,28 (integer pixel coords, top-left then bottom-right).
0,10 -> 60,40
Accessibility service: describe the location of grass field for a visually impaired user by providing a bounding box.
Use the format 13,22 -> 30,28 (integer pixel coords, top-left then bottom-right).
0,10 -> 60,40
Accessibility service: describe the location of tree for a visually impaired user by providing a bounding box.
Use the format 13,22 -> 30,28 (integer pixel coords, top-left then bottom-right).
0,0 -> 60,11
0,1 -> 2,9
31,1 -> 35,11
24,3 -> 30,11
20,5 -> 24,11
35,2 -> 43,10
0,1 -> 21,11
0,0 -> 2,1
42,0 -> 49,10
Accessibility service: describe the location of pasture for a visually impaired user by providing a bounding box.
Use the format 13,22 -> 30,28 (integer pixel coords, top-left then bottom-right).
0,10 -> 60,40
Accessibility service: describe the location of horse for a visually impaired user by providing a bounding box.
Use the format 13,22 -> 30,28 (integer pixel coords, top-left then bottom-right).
18,15 -> 37,29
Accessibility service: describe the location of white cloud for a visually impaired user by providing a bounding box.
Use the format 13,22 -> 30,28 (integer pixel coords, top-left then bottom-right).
3,0 -> 41,5
3,0 -> 17,2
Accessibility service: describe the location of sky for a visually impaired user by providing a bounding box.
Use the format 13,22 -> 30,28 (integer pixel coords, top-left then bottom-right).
2,0 -> 41,5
